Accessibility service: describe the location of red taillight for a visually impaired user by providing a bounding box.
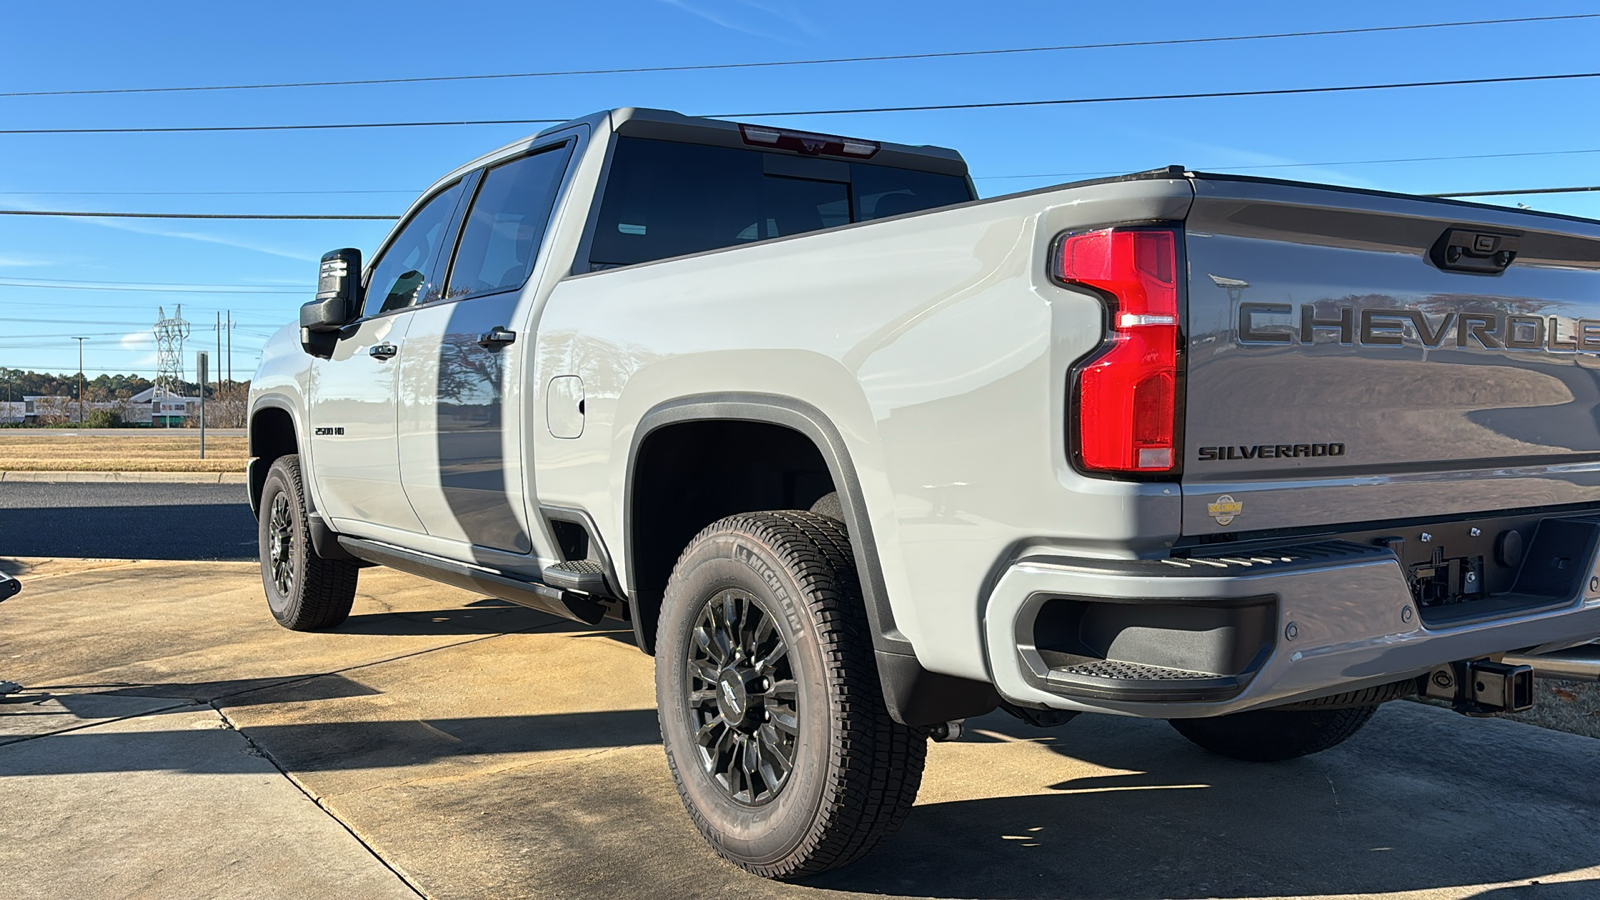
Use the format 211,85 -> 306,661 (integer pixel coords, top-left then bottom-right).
1056,228 -> 1181,475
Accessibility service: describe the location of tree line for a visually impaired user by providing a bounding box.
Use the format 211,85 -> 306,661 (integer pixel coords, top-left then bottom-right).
0,368 -> 251,427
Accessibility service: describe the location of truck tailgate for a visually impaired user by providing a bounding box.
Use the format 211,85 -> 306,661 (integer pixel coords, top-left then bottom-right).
1181,177 -> 1600,536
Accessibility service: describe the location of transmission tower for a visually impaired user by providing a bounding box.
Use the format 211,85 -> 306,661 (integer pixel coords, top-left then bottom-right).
153,305 -> 190,397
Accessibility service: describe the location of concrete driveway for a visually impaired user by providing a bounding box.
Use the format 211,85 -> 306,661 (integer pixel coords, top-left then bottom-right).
2,555 -> 1598,900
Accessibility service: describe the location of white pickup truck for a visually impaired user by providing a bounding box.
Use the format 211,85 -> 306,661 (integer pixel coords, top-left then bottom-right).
250,107 -> 1600,878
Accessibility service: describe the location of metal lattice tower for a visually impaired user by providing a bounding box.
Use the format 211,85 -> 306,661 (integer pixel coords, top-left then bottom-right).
153,305 -> 190,396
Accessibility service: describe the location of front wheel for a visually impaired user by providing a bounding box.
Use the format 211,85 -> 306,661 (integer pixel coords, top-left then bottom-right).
257,454 -> 358,631
656,511 -> 926,879
1169,705 -> 1378,762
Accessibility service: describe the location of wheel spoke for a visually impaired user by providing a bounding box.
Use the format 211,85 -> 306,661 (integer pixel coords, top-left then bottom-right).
770,709 -> 799,736
692,625 -> 726,665
755,642 -> 787,675
695,718 -> 724,748
688,659 -> 720,684
767,678 -> 798,698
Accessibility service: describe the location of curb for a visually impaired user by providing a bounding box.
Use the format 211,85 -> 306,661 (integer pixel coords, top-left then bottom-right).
0,471 -> 246,484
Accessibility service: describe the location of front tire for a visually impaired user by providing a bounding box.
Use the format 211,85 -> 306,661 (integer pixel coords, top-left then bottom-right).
257,454 -> 358,631
656,511 -> 925,879
1169,705 -> 1378,762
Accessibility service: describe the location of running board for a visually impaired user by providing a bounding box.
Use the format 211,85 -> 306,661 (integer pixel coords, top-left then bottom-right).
337,537 -> 606,626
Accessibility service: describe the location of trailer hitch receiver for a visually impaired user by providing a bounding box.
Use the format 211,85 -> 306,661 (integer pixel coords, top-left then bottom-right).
1424,659 -> 1535,716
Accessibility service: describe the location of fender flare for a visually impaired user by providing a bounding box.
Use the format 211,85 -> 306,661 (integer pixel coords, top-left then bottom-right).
627,393 -> 910,657
625,393 -> 998,727
246,395 -> 307,516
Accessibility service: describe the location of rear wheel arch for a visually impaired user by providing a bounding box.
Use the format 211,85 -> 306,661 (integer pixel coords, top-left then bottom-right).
623,395 -> 907,660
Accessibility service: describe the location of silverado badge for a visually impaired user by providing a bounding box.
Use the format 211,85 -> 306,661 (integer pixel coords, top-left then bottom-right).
1208,495 -> 1243,527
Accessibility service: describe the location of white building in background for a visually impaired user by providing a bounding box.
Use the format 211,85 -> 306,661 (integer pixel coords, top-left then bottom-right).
127,386 -> 200,426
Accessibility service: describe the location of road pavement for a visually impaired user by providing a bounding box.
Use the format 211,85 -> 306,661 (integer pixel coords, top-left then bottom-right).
2,555 -> 1598,899
0,482 -> 253,559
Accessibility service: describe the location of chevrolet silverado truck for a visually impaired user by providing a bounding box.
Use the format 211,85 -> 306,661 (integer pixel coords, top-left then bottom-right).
249,107 -> 1600,878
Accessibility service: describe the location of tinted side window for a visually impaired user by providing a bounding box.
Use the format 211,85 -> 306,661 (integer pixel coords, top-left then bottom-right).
589,138 -> 973,269
364,182 -> 463,318
446,145 -> 573,300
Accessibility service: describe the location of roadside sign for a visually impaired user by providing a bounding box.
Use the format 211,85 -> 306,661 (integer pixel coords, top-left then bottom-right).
197,351 -> 208,459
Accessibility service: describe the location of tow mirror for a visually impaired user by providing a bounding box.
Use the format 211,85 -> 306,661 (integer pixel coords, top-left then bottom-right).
300,248 -> 363,357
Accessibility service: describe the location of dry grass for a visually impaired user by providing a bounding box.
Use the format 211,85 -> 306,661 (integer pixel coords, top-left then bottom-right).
1506,679 -> 1600,739
0,431 -> 247,473
1413,679 -> 1600,739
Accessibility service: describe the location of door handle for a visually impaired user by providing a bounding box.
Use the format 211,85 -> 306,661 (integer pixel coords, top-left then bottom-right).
369,343 -> 398,360
477,327 -> 517,350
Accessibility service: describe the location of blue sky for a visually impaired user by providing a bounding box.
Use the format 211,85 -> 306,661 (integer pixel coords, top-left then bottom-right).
2,0 -> 1597,380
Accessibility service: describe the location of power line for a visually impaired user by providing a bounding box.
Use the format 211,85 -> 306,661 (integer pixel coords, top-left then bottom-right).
1428,185 -> 1600,198
3,184 -> 1600,225
976,147 -> 1600,181
0,119 -> 563,136
10,145 -> 1600,198
4,14 -> 1594,99
0,279 -> 308,293
0,210 -> 395,220
0,189 -> 413,196
7,70 -> 1598,136
717,71 -> 1600,119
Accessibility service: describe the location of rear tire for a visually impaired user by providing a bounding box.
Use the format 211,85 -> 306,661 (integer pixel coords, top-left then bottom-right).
1169,705 -> 1378,762
257,454 -> 358,631
656,511 -> 925,879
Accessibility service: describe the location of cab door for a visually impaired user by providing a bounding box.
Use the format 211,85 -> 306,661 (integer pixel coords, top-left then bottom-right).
397,142 -> 574,565
309,180 -> 465,535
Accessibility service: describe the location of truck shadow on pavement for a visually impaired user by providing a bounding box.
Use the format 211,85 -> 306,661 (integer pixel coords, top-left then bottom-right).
8,678 -> 1600,899
804,707 -> 1600,900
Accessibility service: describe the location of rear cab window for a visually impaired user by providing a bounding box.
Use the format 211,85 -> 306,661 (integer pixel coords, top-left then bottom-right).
588,137 -> 973,270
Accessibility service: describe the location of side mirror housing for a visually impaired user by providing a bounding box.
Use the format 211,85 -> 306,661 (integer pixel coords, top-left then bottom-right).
300,248 -> 363,356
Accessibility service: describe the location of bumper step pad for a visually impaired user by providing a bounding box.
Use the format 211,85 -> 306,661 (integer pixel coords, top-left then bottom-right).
1043,652 -> 1247,703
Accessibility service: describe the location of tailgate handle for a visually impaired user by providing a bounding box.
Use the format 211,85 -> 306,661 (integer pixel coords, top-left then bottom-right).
1430,227 -> 1520,276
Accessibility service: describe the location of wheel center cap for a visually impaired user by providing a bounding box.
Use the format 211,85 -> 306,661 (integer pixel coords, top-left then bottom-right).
716,668 -> 757,726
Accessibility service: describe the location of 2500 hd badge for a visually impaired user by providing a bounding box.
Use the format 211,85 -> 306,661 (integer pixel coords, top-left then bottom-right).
1197,442 -> 1346,461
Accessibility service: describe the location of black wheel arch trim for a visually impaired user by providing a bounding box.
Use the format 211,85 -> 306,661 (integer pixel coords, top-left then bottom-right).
627,393 -> 910,657
247,395 -> 306,517
624,394 -> 1000,727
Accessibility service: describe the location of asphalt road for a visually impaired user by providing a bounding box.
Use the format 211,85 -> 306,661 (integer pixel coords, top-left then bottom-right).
0,482 -> 254,560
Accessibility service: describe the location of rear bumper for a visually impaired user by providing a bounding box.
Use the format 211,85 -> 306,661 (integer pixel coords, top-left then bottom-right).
983,527 -> 1600,718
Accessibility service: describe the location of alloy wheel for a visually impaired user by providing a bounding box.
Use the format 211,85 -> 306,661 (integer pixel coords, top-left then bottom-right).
686,588 -> 799,805
267,492 -> 295,597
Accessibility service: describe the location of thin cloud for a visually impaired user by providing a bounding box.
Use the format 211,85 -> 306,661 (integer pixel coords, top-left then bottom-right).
0,254 -> 56,267
734,0 -> 823,39
654,0 -> 805,44
0,196 -> 319,262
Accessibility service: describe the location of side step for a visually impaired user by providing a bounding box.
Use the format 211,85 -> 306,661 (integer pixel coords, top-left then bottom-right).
338,537 -> 606,626
542,559 -> 609,593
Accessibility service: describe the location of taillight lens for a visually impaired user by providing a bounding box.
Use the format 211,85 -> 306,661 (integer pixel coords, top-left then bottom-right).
1056,228 -> 1181,475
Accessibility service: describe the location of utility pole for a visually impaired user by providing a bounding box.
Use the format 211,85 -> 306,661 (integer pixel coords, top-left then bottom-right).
226,310 -> 232,385
71,336 -> 88,424
215,311 -> 223,406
